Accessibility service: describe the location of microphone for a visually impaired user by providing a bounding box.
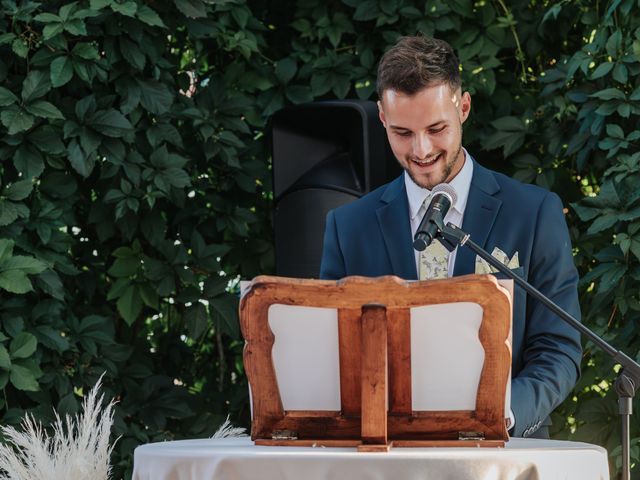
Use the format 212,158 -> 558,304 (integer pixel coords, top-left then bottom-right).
413,183 -> 458,251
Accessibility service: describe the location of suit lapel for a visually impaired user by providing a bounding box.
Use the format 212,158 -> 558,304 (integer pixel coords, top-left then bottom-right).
454,161 -> 503,276
376,176 -> 417,280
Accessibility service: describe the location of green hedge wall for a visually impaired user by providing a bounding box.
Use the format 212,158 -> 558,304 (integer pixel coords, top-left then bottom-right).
1,0 -> 639,477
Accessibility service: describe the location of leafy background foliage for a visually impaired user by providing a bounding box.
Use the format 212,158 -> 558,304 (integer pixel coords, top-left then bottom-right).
0,0 -> 638,477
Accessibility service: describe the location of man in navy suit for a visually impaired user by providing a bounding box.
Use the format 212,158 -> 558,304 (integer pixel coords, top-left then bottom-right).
320,36 -> 582,438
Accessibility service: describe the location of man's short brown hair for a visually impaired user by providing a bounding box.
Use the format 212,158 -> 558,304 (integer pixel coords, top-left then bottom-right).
376,36 -> 461,98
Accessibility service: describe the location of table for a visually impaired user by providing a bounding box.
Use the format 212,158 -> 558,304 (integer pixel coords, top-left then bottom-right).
132,437 -> 609,480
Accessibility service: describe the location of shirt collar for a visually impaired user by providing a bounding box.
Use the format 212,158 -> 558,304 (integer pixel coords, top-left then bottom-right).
405,148 -> 474,220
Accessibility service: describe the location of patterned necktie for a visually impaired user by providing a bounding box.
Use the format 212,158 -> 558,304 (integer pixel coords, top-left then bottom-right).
418,197 -> 449,280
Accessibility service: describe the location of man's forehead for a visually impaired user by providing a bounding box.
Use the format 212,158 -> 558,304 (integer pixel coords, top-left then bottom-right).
379,84 -> 461,105
380,83 -> 462,101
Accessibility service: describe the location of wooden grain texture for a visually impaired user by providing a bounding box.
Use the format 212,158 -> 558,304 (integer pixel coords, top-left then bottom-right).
256,439 -> 362,447
357,443 -> 392,452
255,439 -> 504,448
360,304 -> 387,445
393,440 -> 505,448
387,308 -> 411,414
338,308 -> 361,415
239,274 -> 512,444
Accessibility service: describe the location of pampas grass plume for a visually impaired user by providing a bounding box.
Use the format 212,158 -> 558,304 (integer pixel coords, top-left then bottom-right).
0,376 -> 116,480
211,415 -> 246,439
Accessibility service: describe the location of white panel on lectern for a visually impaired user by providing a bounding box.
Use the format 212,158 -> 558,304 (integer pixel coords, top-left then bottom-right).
410,302 -> 484,411
268,304 -> 341,411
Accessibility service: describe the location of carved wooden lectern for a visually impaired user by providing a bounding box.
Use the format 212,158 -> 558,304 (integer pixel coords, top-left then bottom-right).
240,275 -> 512,451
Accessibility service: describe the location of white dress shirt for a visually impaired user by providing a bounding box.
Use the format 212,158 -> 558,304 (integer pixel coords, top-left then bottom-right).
405,149 -> 474,276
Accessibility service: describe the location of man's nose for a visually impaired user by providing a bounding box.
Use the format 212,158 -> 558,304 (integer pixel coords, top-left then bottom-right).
413,134 -> 432,159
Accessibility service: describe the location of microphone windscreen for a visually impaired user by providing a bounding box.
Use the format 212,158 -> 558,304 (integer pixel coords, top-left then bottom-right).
431,183 -> 458,207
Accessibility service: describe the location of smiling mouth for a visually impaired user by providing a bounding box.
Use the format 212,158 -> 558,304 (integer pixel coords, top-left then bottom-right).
412,153 -> 442,167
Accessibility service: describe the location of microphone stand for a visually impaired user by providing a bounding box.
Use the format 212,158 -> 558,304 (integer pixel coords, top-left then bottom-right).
426,218 -> 640,480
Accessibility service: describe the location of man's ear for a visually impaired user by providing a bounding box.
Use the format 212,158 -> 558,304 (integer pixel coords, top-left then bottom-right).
459,91 -> 471,124
377,100 -> 386,128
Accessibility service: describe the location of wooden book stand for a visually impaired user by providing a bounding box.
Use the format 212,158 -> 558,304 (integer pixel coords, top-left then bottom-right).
240,275 -> 512,451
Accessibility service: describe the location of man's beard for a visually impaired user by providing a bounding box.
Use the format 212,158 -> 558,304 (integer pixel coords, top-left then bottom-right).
405,141 -> 463,190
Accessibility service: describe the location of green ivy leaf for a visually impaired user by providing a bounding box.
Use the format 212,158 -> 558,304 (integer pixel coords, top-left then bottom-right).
1,107 -> 35,135
75,94 -> 97,121
0,240 -> 14,263
613,63 -> 628,84
0,87 -> 19,107
0,201 -> 23,227
3,256 -> 47,275
285,85 -> 313,104
33,12 -> 62,23
591,88 -> 626,100
59,3 -> 77,21
9,364 -> 39,391
112,1 -> 137,16
353,0 -> 379,21
25,100 -> 65,120
10,332 -> 37,359
138,79 -> 173,115
28,126 -> 65,154
67,139 -> 95,177
231,7 -> 249,29
591,62 -> 614,79
108,257 -> 140,277
136,5 -> 166,27
50,56 -> 74,87
203,276 -> 228,298
90,0 -> 112,9
0,33 -> 16,45
21,70 -> 51,103
120,38 -> 145,70
43,22 -> 65,40
40,171 -> 77,199
210,295 -> 239,339
3,180 -> 33,201
0,269 -> 34,294
0,345 -> 11,370
587,213 -> 619,235
71,42 -> 100,60
275,58 -> 297,84
606,124 -> 624,139
185,302 -> 208,340
139,283 -> 159,309
174,0 -> 207,18
11,38 -> 28,58
491,116 -> 526,131
13,144 -> 45,178
34,325 -> 69,353
87,109 -> 133,137
63,19 -> 87,36
38,270 -> 65,300
162,168 -> 191,189
116,284 -> 143,325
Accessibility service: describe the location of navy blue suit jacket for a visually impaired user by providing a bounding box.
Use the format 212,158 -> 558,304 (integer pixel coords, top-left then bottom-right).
320,159 -> 582,438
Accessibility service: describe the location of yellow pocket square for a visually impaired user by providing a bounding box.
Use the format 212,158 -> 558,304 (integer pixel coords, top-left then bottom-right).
475,247 -> 519,274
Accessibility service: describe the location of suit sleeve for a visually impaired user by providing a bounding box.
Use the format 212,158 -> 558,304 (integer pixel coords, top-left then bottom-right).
319,210 -> 346,280
511,192 -> 582,437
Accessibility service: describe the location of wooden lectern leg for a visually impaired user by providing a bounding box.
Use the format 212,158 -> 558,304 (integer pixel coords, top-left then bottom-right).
358,304 -> 391,452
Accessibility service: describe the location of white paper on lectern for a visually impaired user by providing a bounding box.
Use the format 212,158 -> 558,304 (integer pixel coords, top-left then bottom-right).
241,280 -> 512,418
269,305 -> 341,410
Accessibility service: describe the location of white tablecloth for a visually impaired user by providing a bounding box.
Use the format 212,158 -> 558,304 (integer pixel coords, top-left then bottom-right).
132,436 -> 609,480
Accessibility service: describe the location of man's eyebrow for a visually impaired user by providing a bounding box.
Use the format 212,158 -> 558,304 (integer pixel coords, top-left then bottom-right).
389,120 -> 447,130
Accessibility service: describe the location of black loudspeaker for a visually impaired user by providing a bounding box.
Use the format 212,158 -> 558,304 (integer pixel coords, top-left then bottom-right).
272,100 -> 396,278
